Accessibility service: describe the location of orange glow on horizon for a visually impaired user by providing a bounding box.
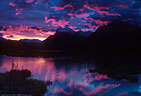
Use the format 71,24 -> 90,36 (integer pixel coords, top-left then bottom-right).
0,25 -> 55,41
3,34 -> 47,41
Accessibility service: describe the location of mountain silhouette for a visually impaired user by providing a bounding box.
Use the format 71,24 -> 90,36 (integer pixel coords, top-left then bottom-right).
43,20 -> 141,55
0,20 -> 141,56
89,20 -> 141,55
56,26 -> 92,37
90,20 -> 140,39
56,25 -> 74,33
43,31 -> 86,50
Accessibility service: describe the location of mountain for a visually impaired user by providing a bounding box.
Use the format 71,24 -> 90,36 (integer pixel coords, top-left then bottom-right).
90,20 -> 140,39
56,26 -> 74,33
0,20 -> 141,57
43,26 -> 93,50
56,26 -> 92,37
43,32 -> 86,50
76,30 -> 93,37
89,20 -> 141,55
43,20 -> 141,53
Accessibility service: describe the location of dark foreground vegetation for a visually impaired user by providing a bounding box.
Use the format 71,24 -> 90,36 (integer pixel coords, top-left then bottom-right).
0,69 -> 52,96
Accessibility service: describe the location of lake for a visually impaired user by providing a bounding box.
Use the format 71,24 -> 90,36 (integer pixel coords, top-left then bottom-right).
0,56 -> 141,96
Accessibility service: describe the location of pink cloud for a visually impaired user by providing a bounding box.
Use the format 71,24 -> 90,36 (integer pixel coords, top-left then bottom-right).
9,2 -> 16,7
90,74 -> 108,82
118,4 -> 129,8
67,8 -> 85,19
52,76 -> 120,96
69,26 -> 79,31
83,83 -> 121,95
79,9 -> 84,11
95,6 -> 109,10
67,80 -> 73,88
15,8 -> 23,15
46,31 -> 55,35
84,2 -> 109,10
75,13 -> 89,17
26,0 -> 34,3
1,25 -> 54,41
45,16 -> 69,28
84,2 -> 121,16
34,0 -> 44,5
67,80 -> 89,90
53,88 -> 72,95
83,18 -> 109,30
89,18 -> 109,25
52,4 -> 73,10
83,73 -> 109,82
97,10 -> 121,16
124,18 -> 134,22
9,2 -> 24,15
67,13 -> 74,17
84,2 -> 95,10
77,82 -> 89,87
115,92 -> 128,96
81,28 -> 94,31
67,78 -> 121,96
67,13 -> 74,19
45,17 -> 55,23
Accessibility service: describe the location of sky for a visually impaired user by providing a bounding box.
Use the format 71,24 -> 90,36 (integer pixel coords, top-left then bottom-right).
0,0 -> 141,40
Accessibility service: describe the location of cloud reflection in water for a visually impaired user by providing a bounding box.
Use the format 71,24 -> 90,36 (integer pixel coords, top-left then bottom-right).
0,56 -> 141,96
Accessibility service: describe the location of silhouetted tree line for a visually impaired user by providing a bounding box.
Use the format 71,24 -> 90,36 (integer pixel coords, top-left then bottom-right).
0,69 -> 52,95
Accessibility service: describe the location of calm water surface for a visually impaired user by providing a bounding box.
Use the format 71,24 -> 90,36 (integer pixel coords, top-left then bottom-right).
0,56 -> 141,96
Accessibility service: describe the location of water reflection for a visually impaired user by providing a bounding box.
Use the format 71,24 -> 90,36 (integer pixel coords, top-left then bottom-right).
0,56 -> 141,96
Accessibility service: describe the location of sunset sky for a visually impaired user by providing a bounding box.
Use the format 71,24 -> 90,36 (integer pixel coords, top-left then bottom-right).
0,0 -> 140,40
